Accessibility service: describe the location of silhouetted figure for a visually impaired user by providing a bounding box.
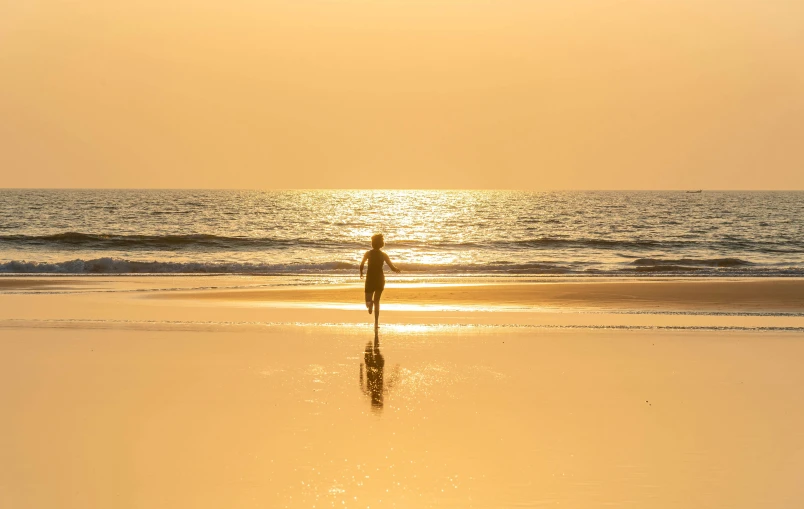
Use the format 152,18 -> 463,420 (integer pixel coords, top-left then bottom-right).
359,233 -> 401,329
359,331 -> 400,412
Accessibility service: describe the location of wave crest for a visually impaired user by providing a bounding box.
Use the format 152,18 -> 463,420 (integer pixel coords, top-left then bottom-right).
0,257 -> 798,275
632,258 -> 752,268
2,232 -> 802,254
0,233 -> 343,250
0,258 -> 356,274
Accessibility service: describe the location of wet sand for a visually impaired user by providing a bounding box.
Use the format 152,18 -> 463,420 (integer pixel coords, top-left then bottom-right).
4,275 -> 803,312
2,324 -> 803,508
1,277 -> 803,508
158,279 -> 804,313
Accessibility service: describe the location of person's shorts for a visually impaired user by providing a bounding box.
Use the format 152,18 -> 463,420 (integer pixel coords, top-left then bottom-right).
364,277 -> 385,294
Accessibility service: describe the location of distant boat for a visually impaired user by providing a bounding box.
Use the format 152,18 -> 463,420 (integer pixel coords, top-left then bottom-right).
686,190 -> 702,194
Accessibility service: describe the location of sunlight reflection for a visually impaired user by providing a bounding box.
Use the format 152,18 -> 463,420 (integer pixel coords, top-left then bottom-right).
233,300 -> 530,313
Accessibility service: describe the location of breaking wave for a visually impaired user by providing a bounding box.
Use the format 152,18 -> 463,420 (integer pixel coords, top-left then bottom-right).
0,258 -> 357,274
1,257 -> 800,275
2,232 -> 803,254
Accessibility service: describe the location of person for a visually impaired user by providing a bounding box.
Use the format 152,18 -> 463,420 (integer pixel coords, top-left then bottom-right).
359,233 -> 401,329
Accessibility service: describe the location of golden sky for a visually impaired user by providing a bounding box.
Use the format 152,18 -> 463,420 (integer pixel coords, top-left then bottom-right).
1,1 -> 802,189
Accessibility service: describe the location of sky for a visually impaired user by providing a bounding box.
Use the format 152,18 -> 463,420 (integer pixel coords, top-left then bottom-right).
1,0 -> 802,190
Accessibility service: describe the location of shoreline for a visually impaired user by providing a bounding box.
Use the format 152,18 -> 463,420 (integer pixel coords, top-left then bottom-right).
1,276 -> 803,314
1,276 -> 803,330
2,272 -> 803,279
150,278 -> 804,313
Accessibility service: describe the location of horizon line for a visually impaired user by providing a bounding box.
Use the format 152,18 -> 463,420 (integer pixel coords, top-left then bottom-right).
1,188 -> 802,192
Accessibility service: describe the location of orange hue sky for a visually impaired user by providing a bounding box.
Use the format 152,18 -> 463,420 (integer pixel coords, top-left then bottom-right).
1,1 -> 802,190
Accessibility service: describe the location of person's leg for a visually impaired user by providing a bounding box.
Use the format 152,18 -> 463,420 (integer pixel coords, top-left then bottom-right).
373,289 -> 383,328
365,291 -> 373,313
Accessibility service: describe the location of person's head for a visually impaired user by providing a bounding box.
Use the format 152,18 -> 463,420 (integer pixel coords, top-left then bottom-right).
371,233 -> 385,249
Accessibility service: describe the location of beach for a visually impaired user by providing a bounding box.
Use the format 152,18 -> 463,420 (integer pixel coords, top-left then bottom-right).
2,276 -> 803,508
3,0 -> 804,502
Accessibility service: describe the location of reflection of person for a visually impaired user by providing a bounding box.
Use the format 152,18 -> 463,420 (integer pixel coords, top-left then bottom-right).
359,331 -> 400,412
360,233 -> 401,329
360,333 -> 385,409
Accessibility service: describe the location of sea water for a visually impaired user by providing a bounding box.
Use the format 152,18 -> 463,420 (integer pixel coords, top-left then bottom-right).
0,190 -> 801,276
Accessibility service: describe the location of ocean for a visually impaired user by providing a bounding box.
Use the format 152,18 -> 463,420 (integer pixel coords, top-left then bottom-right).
0,190 -> 802,276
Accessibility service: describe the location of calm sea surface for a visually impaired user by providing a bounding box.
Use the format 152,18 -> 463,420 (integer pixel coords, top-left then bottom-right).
0,190 -> 802,276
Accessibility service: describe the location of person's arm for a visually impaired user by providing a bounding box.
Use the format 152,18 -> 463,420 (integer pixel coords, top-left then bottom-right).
383,252 -> 401,273
360,251 -> 368,278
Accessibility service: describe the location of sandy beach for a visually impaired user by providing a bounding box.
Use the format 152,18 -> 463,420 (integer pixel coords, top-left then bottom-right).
1,276 -> 803,508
